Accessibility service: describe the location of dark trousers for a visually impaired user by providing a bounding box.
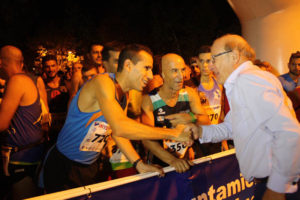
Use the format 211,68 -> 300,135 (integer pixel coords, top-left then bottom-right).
44,146 -> 111,194
0,163 -> 42,200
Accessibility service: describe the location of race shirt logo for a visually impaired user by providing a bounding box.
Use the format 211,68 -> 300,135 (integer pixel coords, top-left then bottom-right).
158,108 -> 166,115
157,116 -> 165,122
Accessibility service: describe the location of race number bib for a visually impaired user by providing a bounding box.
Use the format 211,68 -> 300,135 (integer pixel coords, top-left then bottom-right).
80,121 -> 111,152
204,105 -> 221,125
163,140 -> 188,158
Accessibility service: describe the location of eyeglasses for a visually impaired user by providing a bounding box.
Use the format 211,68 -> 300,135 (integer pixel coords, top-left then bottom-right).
212,50 -> 232,64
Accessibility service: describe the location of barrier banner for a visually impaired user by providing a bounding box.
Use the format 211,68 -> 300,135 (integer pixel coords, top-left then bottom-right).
69,153 -> 255,200
189,154 -> 255,200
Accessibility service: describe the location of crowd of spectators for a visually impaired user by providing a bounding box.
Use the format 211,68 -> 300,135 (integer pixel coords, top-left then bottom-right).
0,37 -> 299,199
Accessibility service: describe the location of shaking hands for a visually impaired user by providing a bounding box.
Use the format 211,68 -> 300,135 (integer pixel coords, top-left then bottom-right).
172,123 -> 201,146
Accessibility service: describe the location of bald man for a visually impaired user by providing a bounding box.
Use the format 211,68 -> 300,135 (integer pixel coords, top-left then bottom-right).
141,53 -> 210,173
0,45 -> 44,197
193,34 -> 300,200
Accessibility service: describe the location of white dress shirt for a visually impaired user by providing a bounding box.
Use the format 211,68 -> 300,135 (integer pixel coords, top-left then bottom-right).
200,61 -> 300,193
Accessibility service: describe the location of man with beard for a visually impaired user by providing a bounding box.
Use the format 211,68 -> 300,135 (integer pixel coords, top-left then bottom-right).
42,55 -> 69,144
278,51 -> 300,92
278,52 -> 300,122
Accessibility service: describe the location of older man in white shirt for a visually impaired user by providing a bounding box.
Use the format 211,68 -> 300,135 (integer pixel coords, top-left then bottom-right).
193,34 -> 300,200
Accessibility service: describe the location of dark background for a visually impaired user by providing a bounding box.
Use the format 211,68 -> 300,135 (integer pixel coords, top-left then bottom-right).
0,0 -> 240,64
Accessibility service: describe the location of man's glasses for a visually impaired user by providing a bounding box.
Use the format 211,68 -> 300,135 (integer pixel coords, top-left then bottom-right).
212,50 -> 232,64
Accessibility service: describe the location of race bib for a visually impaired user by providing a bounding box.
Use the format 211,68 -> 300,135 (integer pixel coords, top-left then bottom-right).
163,140 -> 188,158
80,121 -> 111,152
205,105 -> 221,125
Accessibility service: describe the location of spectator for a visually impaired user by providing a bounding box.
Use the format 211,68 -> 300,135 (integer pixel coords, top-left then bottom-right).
86,42 -> 105,73
63,66 -> 73,92
193,34 -> 300,200
102,41 -> 123,74
82,65 -> 98,82
69,43 -> 104,103
0,45 -> 44,199
278,52 -> 300,123
184,56 -> 200,88
42,55 -> 69,144
196,45 -> 228,156
278,51 -> 300,92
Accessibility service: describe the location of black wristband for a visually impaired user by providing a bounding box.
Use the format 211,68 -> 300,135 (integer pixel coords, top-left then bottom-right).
133,158 -> 142,168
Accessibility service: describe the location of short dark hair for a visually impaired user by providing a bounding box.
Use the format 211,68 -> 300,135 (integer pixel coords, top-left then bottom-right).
117,44 -> 153,72
87,41 -> 103,53
102,41 -> 124,61
197,45 -> 211,56
289,51 -> 300,64
42,55 -> 57,67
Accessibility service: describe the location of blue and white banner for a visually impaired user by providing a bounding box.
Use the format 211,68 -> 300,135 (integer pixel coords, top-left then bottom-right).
28,150 -> 255,200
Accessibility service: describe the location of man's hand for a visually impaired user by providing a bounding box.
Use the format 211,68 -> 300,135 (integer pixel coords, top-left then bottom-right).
262,188 -> 285,200
165,113 -> 192,126
136,161 -> 165,177
172,124 -> 193,146
169,158 -> 194,173
188,124 -> 201,140
178,123 -> 199,142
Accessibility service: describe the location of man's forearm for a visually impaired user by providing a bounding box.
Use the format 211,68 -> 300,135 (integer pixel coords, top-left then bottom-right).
198,122 -> 232,143
112,134 -> 140,163
112,117 -> 183,141
142,140 -> 176,165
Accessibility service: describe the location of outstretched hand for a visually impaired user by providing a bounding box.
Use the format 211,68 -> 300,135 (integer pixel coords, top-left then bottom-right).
187,123 -> 199,140
173,124 -> 193,146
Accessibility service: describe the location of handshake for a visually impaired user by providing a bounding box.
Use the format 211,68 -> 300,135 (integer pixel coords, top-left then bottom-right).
172,124 -> 202,146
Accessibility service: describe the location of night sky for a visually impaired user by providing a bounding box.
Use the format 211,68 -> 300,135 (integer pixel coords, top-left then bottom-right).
0,0 -> 240,63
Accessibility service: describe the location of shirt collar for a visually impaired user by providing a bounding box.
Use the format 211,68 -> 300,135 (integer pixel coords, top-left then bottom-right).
224,60 -> 253,97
